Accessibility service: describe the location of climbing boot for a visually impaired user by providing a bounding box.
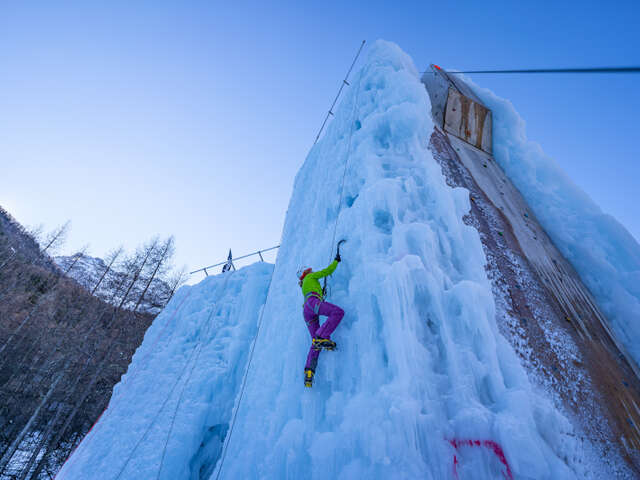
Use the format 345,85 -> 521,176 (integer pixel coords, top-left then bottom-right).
312,337 -> 337,351
304,368 -> 315,388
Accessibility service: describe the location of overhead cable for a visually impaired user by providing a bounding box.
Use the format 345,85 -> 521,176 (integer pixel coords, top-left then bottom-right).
428,65 -> 640,75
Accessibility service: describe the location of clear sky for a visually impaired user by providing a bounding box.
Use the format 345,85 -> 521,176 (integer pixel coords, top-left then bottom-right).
1,1 -> 638,281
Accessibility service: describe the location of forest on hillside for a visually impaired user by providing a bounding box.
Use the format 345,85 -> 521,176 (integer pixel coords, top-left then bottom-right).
0,206 -> 187,479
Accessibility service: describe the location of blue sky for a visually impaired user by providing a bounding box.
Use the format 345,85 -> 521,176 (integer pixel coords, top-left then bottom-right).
1,1 -> 638,279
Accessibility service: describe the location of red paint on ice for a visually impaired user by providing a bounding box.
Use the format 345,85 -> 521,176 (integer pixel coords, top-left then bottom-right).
449,438 -> 513,480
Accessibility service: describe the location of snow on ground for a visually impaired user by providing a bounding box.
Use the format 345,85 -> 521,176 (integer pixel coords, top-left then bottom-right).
466,78 -> 640,369
56,262 -> 273,480
59,40 -> 620,480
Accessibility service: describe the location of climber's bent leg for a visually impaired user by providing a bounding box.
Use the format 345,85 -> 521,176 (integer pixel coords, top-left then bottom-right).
304,299 -> 321,371
315,301 -> 344,339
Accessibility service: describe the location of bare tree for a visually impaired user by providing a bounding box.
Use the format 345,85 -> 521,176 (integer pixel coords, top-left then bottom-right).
16,348 -> 93,480
29,304 -> 138,480
0,224 -> 188,478
25,224 -> 44,244
9,261 -> 138,474
0,245 -> 87,357
0,373 -> 63,475
0,221 -> 70,301
163,265 -> 189,306
91,246 -> 124,296
41,221 -> 71,256
134,236 -> 175,313
0,246 -> 16,273
116,237 -> 159,313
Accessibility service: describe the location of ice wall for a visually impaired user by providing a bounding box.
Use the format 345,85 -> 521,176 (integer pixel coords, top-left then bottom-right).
57,40 -> 628,480
56,262 -> 273,480
213,41 -> 592,479
466,79 -> 640,368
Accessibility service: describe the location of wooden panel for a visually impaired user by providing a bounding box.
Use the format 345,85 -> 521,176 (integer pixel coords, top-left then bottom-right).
447,132 -> 639,381
420,69 -> 450,128
444,87 -> 492,154
431,128 -> 640,472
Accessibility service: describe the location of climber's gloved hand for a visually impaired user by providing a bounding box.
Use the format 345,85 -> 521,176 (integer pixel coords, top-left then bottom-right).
335,252 -> 341,263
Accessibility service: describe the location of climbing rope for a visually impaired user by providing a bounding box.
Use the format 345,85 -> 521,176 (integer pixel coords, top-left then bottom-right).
322,72 -> 363,297
114,275 -> 231,480
313,40 -> 366,146
156,280 -> 227,480
215,41 -> 367,480
328,71 -> 363,255
213,267 -> 276,480
56,288 -> 194,479
61,40 -> 370,480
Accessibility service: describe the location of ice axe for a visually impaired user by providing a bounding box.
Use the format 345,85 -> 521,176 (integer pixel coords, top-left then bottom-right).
323,239 -> 346,297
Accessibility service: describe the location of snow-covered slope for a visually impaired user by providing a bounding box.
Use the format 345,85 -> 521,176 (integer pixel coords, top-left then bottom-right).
59,41 -> 635,480
54,255 -> 108,290
463,80 -> 640,369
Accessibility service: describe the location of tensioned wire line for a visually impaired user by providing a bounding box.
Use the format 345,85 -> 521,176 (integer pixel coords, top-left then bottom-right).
213,267 -> 275,480
321,73 -> 363,300
423,65 -> 640,74
313,40 -> 366,146
113,275 -> 232,480
56,288 -> 195,480
155,275 -> 231,480
327,69 -> 363,261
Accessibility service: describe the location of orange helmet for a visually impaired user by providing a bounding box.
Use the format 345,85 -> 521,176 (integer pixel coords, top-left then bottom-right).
297,267 -> 312,286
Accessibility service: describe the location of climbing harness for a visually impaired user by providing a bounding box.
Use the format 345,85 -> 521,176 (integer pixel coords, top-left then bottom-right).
303,291 -> 324,318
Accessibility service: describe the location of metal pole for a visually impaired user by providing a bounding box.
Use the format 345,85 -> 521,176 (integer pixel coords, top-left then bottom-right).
189,245 -> 281,275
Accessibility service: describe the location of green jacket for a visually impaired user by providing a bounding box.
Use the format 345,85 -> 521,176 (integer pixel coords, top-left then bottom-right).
301,260 -> 338,298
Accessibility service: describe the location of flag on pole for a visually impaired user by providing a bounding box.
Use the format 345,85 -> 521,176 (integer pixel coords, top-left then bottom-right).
222,249 -> 233,273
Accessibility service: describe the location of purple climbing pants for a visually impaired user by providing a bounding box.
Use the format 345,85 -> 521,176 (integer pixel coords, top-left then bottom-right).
303,296 -> 344,371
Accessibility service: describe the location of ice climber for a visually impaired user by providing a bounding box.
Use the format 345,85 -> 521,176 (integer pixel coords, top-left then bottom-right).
297,251 -> 344,388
